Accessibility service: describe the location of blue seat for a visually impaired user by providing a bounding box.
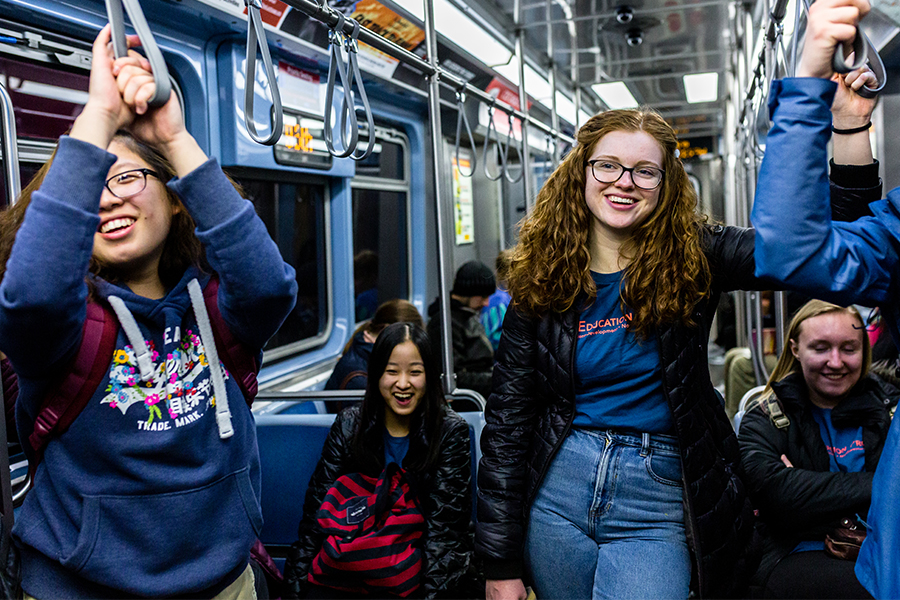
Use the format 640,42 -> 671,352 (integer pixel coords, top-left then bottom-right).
255,412 -> 337,569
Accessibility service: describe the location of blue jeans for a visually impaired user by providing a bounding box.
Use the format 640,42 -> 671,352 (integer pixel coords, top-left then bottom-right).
525,429 -> 691,600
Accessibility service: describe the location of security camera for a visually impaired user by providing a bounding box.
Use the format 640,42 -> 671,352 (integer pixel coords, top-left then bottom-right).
616,6 -> 634,24
626,28 -> 643,46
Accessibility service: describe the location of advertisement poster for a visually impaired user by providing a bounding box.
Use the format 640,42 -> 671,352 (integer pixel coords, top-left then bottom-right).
452,157 -> 474,245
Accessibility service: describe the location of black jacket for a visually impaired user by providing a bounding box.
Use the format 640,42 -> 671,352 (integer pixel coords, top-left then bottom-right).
427,298 -> 494,399
284,405 -> 477,599
475,225 -> 767,598
738,372 -> 898,584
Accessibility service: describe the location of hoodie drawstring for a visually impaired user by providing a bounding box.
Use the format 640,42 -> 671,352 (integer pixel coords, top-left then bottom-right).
107,278 -> 233,439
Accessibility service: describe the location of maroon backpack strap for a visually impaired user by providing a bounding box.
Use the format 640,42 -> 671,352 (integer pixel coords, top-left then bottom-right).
202,277 -> 259,405
29,301 -> 119,457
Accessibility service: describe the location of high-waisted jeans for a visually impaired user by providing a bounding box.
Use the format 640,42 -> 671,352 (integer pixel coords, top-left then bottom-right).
525,429 -> 691,600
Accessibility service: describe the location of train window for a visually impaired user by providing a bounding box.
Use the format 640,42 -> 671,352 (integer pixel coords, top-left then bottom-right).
350,127 -> 410,322
236,176 -> 329,355
0,56 -> 88,141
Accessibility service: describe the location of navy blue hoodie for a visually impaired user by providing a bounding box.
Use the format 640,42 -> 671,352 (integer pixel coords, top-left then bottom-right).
0,137 -> 297,598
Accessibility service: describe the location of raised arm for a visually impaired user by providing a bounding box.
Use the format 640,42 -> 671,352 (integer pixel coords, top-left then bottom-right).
751,0 -> 899,307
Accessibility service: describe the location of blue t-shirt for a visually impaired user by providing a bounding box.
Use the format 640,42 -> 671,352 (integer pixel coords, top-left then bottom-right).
481,287 -> 512,351
383,430 -> 410,467
811,406 -> 866,473
573,271 -> 673,433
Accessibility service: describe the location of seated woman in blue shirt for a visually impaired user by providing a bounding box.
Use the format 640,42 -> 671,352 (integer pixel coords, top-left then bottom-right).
739,300 -> 897,599
285,323 -> 476,599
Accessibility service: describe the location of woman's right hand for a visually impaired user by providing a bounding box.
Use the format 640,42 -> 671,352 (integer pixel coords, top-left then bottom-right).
798,0 -> 871,80
486,578 -> 528,600
70,24 -> 150,149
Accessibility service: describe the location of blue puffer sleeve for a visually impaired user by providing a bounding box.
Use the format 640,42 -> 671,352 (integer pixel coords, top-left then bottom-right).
751,78 -> 899,306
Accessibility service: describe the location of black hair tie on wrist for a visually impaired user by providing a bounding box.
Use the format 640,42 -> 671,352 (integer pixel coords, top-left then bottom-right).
832,122 -> 872,135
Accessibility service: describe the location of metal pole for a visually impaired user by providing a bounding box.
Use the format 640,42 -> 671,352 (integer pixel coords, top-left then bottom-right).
279,0 -> 575,144
0,82 -> 20,205
514,0 -> 534,210
571,21 -> 582,127
546,0 -> 559,165
423,0 -> 456,395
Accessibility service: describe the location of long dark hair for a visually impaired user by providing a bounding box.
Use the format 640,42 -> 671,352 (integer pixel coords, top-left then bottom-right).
351,322 -> 446,473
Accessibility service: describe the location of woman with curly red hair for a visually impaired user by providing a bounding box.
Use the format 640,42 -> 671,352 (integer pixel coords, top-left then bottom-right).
475,108 -> 766,600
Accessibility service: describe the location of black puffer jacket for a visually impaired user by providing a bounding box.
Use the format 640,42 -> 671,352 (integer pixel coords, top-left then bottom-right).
738,372 -> 898,584
427,298 -> 494,399
476,225 -> 767,598
284,405 -> 477,599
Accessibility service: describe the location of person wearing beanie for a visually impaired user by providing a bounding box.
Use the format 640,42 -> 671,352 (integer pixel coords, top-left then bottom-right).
427,260 -> 496,399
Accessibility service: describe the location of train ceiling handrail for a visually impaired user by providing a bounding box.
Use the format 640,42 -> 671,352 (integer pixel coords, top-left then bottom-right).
503,112 -> 525,184
242,0 -> 284,146
453,89 -> 477,178
278,0 -> 574,146
482,98 -> 505,182
0,82 -> 20,206
105,0 -> 171,108
322,14 -> 375,161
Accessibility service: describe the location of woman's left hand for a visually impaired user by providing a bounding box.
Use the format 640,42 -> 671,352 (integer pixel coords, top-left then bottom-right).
831,63 -> 878,129
113,55 -> 208,176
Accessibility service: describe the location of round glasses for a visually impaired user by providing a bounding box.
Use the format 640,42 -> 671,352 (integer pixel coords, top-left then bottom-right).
104,168 -> 159,199
586,159 -> 664,190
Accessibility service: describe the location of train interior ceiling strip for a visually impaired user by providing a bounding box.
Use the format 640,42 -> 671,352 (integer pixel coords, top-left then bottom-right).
1,0 -> 900,398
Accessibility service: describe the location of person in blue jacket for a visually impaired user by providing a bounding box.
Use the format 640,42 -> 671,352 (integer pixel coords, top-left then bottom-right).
0,26 -> 297,598
751,0 -> 900,596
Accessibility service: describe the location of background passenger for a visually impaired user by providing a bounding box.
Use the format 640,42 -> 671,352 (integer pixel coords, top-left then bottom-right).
285,323 -> 477,599
481,249 -> 512,351
738,300 -> 896,599
477,108 -> 767,600
749,1 -> 900,595
0,26 -> 296,599
325,298 -> 424,391
427,260 -> 495,399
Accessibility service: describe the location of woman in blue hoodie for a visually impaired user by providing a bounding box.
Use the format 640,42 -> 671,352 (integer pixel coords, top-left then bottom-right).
0,26 -> 296,598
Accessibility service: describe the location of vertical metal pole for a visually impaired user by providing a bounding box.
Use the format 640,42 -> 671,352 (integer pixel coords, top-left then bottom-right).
423,0 -> 456,395
514,0 -> 534,210
571,20 -> 582,127
0,82 -> 20,206
546,0 -> 559,165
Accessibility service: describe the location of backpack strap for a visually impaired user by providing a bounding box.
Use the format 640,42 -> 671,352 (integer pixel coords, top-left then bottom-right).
202,277 -> 259,405
763,396 -> 791,429
29,301 -> 119,457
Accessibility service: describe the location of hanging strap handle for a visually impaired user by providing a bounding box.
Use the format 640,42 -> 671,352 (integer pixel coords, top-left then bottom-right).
504,112 -> 524,184
482,98 -> 504,182
105,0 -> 172,108
345,20 -> 375,162
454,89 -> 476,177
324,13 -> 359,159
243,0 -> 284,146
832,27 -> 886,99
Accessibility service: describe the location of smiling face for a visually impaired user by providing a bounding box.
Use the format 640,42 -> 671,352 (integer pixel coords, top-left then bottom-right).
379,340 -> 427,436
92,140 -> 177,290
790,311 -> 865,409
584,130 -> 664,252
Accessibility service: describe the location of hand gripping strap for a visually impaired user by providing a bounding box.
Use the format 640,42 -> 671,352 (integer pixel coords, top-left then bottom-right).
202,278 -> 259,404
28,301 -> 118,456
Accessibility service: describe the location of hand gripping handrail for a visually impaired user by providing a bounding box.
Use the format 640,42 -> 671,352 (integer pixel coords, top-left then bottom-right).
0,82 -> 20,206
243,0 -> 284,145
503,112 -> 524,184
832,27 -> 886,99
323,14 -> 375,161
482,98 -> 505,182
453,89 -> 476,177
105,0 -> 171,108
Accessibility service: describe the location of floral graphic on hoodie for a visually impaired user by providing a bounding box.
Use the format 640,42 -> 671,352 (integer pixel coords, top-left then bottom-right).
101,328 -> 229,429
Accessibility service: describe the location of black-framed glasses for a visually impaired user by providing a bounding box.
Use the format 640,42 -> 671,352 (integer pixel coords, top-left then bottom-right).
104,168 -> 159,199
586,159 -> 664,190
